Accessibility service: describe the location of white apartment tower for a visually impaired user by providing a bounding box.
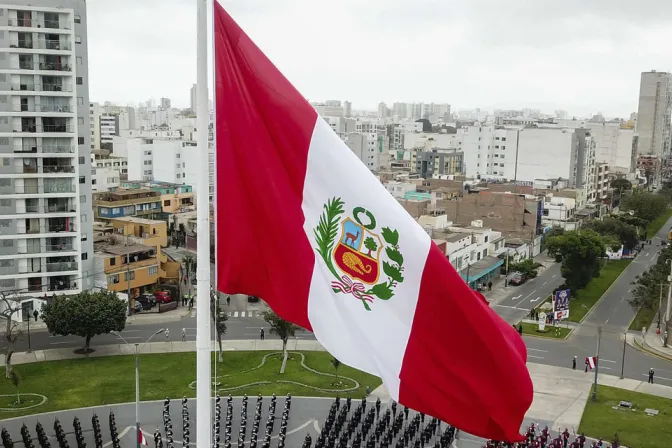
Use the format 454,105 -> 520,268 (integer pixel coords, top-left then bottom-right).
189,83 -> 197,113
636,70 -> 672,156
0,1 -> 94,302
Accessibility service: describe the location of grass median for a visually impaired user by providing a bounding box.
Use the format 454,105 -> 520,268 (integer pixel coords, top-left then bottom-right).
568,259 -> 631,323
646,208 -> 672,237
579,385 -> 672,448
629,304 -> 658,332
518,321 -> 572,339
0,351 -> 382,418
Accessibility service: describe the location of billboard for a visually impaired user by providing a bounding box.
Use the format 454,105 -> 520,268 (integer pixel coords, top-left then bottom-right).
553,289 -> 570,320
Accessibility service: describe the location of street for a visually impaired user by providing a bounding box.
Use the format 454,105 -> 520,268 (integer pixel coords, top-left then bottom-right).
12,221 -> 672,388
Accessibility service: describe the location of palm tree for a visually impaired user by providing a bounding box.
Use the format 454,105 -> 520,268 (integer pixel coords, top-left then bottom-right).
211,290 -> 228,362
261,309 -> 301,373
182,254 -> 195,282
331,356 -> 341,380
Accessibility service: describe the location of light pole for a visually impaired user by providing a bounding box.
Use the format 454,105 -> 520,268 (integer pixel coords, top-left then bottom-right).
592,325 -> 602,402
112,329 -> 165,448
620,330 -> 626,379
665,259 -> 672,326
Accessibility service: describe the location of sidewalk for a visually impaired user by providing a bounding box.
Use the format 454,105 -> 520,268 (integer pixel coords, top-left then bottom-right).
635,324 -> 672,361
5,338 -> 672,432
17,306 -> 191,333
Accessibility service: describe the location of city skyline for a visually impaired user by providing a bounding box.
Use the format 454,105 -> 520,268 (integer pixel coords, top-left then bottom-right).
86,0 -> 672,117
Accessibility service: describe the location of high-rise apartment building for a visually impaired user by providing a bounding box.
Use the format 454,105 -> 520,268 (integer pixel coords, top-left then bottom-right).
189,84 -> 197,113
636,70 -> 672,156
0,0 -> 94,303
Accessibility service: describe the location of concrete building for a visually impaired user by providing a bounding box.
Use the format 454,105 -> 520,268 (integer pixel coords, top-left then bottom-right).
120,180 -> 194,214
587,121 -> 637,174
636,70 -> 672,156
343,101 -> 352,118
92,165 -> 120,192
413,148 -> 463,178
542,195 -> 578,231
189,83 -> 197,113
0,0 -> 94,300
93,189 -> 162,220
99,112 -> 117,148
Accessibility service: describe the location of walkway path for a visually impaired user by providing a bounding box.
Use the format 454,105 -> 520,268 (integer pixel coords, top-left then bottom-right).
5,338 -> 672,434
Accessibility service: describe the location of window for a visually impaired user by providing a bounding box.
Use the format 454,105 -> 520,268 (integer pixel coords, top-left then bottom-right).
0,279 -> 14,288
78,156 -> 85,164
124,271 -> 135,281
76,56 -> 82,65
109,274 -> 119,284
78,137 -> 84,145
148,266 -> 158,276
78,117 -> 84,125
0,220 -> 10,228
75,36 -> 82,44
81,252 -> 88,261
76,77 -> 82,85
81,233 -> 88,241
501,137 -> 506,141
77,97 -> 83,105
79,176 -> 85,184
163,200 -> 170,206
74,15 -> 81,23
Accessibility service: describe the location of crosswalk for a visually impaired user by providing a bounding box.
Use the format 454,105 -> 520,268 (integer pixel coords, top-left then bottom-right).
226,310 -> 263,319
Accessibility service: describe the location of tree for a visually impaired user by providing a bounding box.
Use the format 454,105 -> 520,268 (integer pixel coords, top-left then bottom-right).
41,290 -> 127,353
508,259 -> 542,278
630,246 -> 672,326
545,230 -> 607,292
363,237 -> 378,256
182,254 -> 195,281
0,293 -> 22,378
211,290 -> 228,362
9,369 -> 20,404
331,357 -> 341,380
621,192 -> 668,224
261,309 -> 301,374
582,217 -> 639,250
610,178 -> 632,191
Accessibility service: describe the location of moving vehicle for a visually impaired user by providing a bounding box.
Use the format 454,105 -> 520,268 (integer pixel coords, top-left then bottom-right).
507,271 -> 528,286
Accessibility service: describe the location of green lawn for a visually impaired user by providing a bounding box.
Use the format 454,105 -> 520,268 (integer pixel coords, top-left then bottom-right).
629,305 -> 659,332
646,208 -> 672,237
569,260 -> 632,323
519,321 -> 572,339
579,385 -> 672,448
0,351 -> 382,418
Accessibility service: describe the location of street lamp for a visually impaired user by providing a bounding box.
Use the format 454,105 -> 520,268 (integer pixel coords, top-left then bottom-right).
112,329 -> 165,448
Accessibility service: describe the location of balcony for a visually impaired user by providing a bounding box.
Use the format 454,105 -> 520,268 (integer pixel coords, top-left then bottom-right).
40,40 -> 71,51
43,164 -> 75,174
12,104 -> 72,113
38,63 -> 72,72
46,242 -> 74,252
13,124 -> 74,133
46,261 -> 78,273
15,185 -> 40,194
16,61 -> 34,70
12,145 -> 75,154
43,183 -> 75,194
47,220 -> 75,233
41,84 -> 71,92
11,18 -> 33,28
44,20 -> 64,30
9,40 -> 34,49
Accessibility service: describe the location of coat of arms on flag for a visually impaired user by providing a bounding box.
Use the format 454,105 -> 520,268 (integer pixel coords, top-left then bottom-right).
314,197 -> 405,311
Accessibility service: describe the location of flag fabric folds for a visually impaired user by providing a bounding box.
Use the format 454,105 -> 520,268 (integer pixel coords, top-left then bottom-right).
213,1 -> 533,441
138,429 -> 148,446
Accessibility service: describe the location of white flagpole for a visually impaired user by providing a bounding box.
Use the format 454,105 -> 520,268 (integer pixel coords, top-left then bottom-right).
195,0 -> 212,446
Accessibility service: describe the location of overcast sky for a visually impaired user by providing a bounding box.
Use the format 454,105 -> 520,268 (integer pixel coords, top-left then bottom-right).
87,0 -> 672,117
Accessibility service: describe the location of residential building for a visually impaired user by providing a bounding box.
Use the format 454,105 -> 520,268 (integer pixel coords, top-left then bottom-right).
93,189 -> 162,220
587,121 -> 638,174
0,0 -> 94,300
120,180 -> 194,213
637,154 -> 661,186
636,71 -> 672,156
343,101 -> 352,118
377,102 -> 388,119
413,148 -> 463,178
593,163 -> 611,201
344,132 -> 389,173
99,113 -> 117,148
93,239 -> 160,301
542,196 -> 578,231
384,180 -> 417,199
160,97 -> 171,110
91,155 -> 126,191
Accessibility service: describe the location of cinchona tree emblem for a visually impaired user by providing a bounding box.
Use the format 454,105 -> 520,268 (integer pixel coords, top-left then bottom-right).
313,197 -> 405,311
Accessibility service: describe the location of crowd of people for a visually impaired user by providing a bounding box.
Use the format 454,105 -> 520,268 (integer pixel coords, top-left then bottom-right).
302,396 -> 457,448
483,423 -> 621,448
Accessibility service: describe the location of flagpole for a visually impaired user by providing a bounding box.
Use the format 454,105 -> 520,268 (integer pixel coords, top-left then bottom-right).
195,0 -> 212,446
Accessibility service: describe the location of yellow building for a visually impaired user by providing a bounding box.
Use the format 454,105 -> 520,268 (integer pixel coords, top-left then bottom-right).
106,216 -> 180,284
94,241 -> 160,299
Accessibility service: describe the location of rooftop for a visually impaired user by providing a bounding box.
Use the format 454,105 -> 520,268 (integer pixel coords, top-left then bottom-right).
94,242 -> 155,257
111,216 -> 165,225
443,232 -> 471,243
94,189 -> 159,201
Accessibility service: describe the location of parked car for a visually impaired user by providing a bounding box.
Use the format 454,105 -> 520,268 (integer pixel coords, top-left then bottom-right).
154,290 -> 172,303
133,301 -> 144,313
136,294 -> 156,309
508,272 -> 528,286
247,295 -> 260,303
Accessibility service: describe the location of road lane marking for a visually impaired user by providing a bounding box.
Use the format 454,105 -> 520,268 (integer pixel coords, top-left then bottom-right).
522,290 -> 537,300
542,281 -> 547,286
528,348 -> 549,353
551,275 -> 556,278
512,295 -> 522,301
642,374 -> 672,382
116,336 -> 143,340
492,304 -> 528,310
599,366 -> 612,370
530,297 -> 541,302
600,359 -> 616,363
121,330 -> 142,333
528,355 -> 545,359
50,341 -> 76,345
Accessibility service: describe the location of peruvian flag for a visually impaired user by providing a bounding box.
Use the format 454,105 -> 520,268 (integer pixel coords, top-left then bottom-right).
586,356 -> 597,369
213,1 -> 532,441
138,429 -> 148,446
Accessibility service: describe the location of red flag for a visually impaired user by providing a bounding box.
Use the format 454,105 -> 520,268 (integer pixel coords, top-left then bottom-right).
138,429 -> 148,446
213,2 -> 532,441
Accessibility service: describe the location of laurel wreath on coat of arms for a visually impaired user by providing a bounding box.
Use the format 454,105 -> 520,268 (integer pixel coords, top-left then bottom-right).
313,197 -> 405,311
